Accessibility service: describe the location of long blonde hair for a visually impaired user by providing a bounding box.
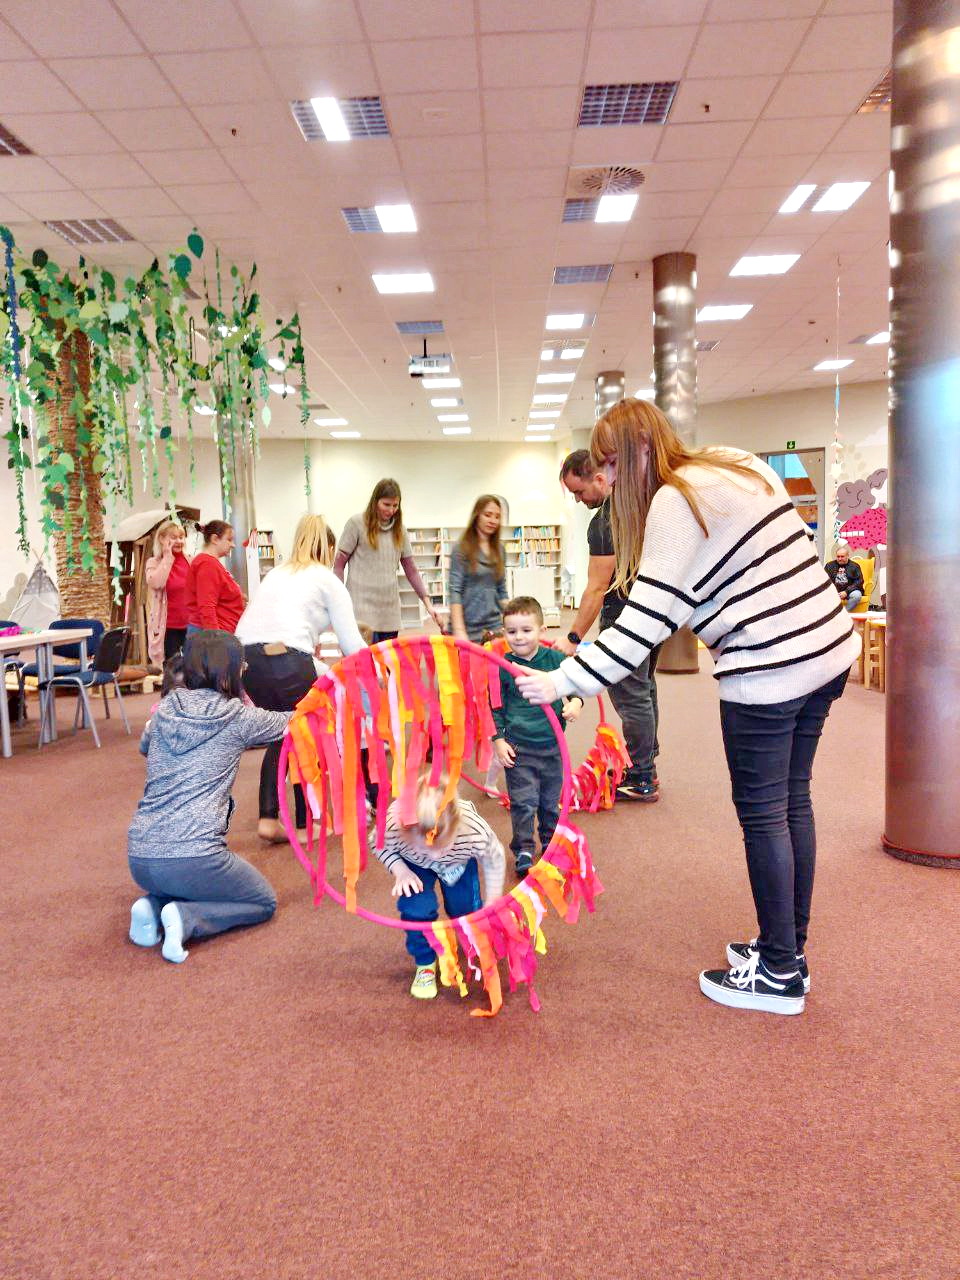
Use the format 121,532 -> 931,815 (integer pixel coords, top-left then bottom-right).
363,478 -> 404,550
591,398 -> 771,594
287,513 -> 334,570
458,494 -> 505,575
399,772 -> 461,848
151,518 -> 184,559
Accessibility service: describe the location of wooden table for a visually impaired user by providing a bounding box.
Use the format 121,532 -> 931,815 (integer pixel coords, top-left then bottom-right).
0,628 -> 93,757
851,613 -> 887,690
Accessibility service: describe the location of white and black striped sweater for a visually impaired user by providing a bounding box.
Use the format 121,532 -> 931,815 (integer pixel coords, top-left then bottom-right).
555,455 -> 861,707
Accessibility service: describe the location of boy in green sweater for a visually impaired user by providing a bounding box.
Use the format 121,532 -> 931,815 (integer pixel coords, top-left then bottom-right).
492,596 -> 583,875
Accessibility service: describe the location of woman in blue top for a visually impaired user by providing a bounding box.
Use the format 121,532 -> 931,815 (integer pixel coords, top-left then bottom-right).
449,495 -> 509,643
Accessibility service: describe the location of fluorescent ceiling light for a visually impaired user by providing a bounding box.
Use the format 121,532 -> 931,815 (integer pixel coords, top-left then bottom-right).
560,347 -> 584,360
527,422 -> 555,430
375,203 -> 417,233
310,96 -> 351,141
595,192 -> 638,223
540,349 -> 555,361
442,425 -> 471,435
330,431 -> 361,439
730,254 -> 799,276
430,397 -> 460,407
779,184 -> 816,214
812,181 -> 870,212
314,416 -> 348,426
532,393 -> 567,404
529,409 -> 562,418
421,377 -> 460,389
866,330 -> 890,344
813,359 -> 853,371
546,313 -> 585,330
536,372 -> 575,384
269,382 -> 296,396
526,435 -> 553,443
633,388 -> 656,400
267,356 -> 286,372
372,271 -> 434,294
696,304 -> 753,322
193,404 -> 216,416
437,413 -> 468,422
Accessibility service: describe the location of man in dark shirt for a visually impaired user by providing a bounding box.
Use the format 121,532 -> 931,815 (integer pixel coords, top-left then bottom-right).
824,546 -> 865,611
558,449 -> 661,801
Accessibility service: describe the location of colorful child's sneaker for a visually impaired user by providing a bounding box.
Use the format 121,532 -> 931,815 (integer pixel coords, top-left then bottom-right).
410,961 -> 438,999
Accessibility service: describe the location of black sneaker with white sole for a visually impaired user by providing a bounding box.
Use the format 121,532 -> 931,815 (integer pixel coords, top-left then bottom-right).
726,938 -> 810,993
699,952 -> 806,1015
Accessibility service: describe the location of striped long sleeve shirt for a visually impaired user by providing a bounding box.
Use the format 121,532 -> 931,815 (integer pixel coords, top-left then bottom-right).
555,455 -> 861,707
376,799 -> 506,904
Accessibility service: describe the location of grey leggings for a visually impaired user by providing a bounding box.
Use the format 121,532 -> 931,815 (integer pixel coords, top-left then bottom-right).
129,848 -> 277,942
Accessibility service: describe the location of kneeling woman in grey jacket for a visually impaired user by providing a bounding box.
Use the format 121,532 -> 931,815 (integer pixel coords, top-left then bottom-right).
127,630 -> 291,963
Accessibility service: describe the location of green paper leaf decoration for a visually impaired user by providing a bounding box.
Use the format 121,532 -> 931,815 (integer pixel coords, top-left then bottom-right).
159,425 -> 172,439
261,405 -> 271,427
32,248 -> 48,268
78,299 -> 102,322
173,254 -> 192,279
107,300 -> 128,323
57,451 -> 75,474
187,231 -> 204,258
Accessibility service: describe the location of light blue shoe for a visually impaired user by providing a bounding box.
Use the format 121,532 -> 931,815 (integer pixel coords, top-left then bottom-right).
129,897 -> 160,947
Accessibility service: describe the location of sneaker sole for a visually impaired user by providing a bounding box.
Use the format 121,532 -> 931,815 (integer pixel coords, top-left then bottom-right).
726,944 -> 811,994
616,788 -> 660,803
699,971 -> 805,1015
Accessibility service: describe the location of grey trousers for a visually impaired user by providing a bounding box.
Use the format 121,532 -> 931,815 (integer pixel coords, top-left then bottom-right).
607,645 -> 660,780
129,848 -> 277,942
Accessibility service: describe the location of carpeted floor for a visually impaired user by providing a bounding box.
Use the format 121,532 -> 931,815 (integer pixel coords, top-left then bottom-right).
3,668 -> 957,1279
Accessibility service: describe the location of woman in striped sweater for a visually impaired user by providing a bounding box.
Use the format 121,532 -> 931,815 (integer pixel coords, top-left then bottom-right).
516,399 -> 860,1017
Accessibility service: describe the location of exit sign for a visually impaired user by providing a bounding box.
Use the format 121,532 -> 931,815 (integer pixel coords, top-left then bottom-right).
786,440 -> 796,450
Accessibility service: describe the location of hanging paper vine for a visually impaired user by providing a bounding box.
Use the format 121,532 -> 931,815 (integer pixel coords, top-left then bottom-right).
0,224 -> 312,572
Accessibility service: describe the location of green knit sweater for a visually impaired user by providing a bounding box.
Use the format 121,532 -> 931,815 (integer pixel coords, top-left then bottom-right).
491,645 -> 570,749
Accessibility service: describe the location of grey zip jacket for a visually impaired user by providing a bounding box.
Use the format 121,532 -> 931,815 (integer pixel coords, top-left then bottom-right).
128,688 -> 291,860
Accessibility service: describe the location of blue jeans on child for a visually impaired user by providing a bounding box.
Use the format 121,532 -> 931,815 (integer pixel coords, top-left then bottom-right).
504,747 -> 564,857
397,858 -> 481,965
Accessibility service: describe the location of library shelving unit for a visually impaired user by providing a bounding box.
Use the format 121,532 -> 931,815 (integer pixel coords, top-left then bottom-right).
257,529 -> 276,578
399,526 -> 445,630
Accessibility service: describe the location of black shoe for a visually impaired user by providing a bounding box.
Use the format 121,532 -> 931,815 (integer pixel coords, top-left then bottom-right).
514,851 -> 533,876
616,776 -> 659,802
727,939 -> 810,993
700,954 -> 805,1015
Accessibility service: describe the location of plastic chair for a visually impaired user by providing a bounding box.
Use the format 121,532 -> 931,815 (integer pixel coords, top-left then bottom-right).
851,557 -> 874,613
19,618 -> 106,679
43,626 -> 131,749
0,620 -> 27,725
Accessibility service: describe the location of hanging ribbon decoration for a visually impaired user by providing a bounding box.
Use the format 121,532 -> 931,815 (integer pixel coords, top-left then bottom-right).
1,227 -> 29,552
831,258 -> 844,546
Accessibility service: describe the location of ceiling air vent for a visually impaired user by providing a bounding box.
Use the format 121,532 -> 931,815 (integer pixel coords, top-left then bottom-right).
554,264 -> 613,285
566,165 -> 646,199
44,219 -> 134,246
396,320 -> 444,335
696,340 -> 720,352
579,82 -> 678,128
342,207 -> 383,233
0,122 -> 33,156
291,96 -> 390,141
858,69 -> 891,114
562,198 -> 600,222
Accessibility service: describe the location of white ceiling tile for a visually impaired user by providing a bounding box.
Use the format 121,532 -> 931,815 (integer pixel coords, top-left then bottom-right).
50,56 -> 178,110
0,112 -> 122,156
764,71 -> 883,119
404,169 -> 486,203
52,152 -> 155,188
97,107 -> 210,150
827,111 -> 890,153
115,0 -> 251,51
644,158 -> 732,192
801,151 -> 888,183
157,50 -> 277,104
357,0 -> 475,40
485,130 -> 572,171
0,156 -> 74,191
655,120 -> 753,162
482,86 -> 580,133
10,190 -> 106,220
4,0 -> 141,55
792,14 -> 892,72
568,125 -> 661,166
670,77 -> 778,124
0,194 -> 28,219
686,20 -> 809,77
84,185 -> 182,216
191,101 -> 296,149
372,37 -> 479,93
708,0 -> 820,16
638,189 -> 713,218
0,17 -> 32,59
396,133 -> 484,173
706,186 -> 788,215
481,32 -> 586,88
137,149 -> 237,185
0,61 -> 82,113
479,0 -> 592,30
585,25 -> 697,81
489,167 -> 567,199
221,144 -> 321,184
594,0 -> 707,24
820,0 -> 890,11
742,117 -> 844,157
694,209 -> 771,238
387,91 -> 482,139
724,153 -> 817,187
237,0 -> 365,44
260,42 -> 378,99
168,182 -> 258,214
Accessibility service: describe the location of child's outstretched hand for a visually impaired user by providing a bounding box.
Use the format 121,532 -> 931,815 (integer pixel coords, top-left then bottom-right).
391,865 -> 424,898
562,697 -> 584,723
494,737 -> 516,768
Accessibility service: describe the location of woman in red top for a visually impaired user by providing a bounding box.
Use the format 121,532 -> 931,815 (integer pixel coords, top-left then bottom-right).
186,520 -> 245,633
145,520 -> 192,664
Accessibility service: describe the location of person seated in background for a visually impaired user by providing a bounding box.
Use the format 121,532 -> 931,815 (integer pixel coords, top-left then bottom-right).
825,545 -> 865,612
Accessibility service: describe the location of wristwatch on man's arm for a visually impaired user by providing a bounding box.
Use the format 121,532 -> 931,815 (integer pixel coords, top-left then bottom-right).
566,630 -> 581,645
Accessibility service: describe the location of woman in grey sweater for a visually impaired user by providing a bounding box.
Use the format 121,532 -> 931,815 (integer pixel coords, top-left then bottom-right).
127,631 -> 291,963
449,495 -> 509,643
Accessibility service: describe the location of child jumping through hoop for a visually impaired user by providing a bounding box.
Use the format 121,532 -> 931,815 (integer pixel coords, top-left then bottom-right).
376,773 -> 506,1000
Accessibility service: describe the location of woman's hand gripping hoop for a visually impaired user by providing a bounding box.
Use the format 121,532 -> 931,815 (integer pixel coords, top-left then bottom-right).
277,635 -> 604,1016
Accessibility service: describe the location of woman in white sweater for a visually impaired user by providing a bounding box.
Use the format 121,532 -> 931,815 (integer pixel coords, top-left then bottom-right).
517,399 -> 859,1017
237,514 -> 366,843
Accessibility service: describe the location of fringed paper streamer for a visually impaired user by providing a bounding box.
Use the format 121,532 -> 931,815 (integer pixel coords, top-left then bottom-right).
279,635 -> 605,1016
570,720 -> 630,813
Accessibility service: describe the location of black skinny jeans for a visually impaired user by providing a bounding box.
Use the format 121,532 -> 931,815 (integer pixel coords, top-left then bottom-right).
242,644 -> 317,829
719,669 -> 849,973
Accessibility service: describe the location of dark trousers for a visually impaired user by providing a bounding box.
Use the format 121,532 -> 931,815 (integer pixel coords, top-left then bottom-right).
164,627 -> 187,660
396,857 -> 482,965
504,746 -> 564,857
129,848 -> 277,942
242,644 -> 317,828
372,630 -> 399,644
719,670 -> 849,973
607,642 -> 661,780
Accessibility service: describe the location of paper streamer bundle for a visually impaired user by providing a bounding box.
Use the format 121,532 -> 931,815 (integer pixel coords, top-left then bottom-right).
279,634 -> 603,1016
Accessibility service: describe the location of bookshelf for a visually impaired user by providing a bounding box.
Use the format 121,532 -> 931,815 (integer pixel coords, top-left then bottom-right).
399,526 -> 444,629
257,529 -> 276,579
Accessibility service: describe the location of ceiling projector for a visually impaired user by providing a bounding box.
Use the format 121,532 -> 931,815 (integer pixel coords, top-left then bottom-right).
408,353 -> 451,377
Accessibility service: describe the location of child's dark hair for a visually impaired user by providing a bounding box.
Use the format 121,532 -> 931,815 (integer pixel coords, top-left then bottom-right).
181,630 -> 245,700
502,595 -> 543,625
160,652 -> 185,696
199,519 -> 231,543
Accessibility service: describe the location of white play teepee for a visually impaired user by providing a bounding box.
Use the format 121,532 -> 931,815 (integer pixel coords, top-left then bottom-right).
9,555 -> 59,631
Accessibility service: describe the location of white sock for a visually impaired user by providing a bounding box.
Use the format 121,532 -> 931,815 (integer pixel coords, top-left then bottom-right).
129,897 -> 160,947
160,903 -> 189,963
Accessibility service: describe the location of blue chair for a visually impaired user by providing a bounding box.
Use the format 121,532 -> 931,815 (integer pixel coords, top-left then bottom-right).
0,619 -> 27,728
43,626 -> 131,749
19,618 -> 106,680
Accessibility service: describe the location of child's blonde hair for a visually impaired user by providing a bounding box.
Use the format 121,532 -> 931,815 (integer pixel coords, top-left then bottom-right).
401,772 -> 461,847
